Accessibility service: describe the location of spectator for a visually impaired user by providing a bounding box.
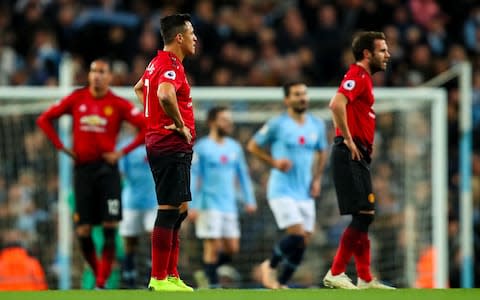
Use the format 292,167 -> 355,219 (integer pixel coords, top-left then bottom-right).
0,229 -> 48,290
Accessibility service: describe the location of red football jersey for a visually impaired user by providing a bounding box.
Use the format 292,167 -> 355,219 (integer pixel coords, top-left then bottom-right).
336,64 -> 376,153
37,87 -> 146,164
142,50 -> 195,154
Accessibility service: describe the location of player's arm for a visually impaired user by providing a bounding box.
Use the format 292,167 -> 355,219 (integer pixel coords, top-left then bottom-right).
329,92 -> 361,160
36,96 -> 76,159
157,82 -> 192,144
310,149 -> 328,197
133,78 -> 144,105
235,146 -> 256,213
247,139 -> 291,172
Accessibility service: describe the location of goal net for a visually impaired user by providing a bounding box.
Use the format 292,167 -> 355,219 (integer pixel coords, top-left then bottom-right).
0,86 -> 447,289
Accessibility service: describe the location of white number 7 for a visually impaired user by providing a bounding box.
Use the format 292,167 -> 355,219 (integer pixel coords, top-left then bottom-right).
145,79 -> 150,117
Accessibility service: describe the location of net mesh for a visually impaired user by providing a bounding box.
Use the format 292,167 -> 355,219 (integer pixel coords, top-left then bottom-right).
0,89 -> 437,288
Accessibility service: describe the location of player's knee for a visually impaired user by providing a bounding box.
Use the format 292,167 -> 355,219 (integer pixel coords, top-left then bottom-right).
286,234 -> 306,251
103,227 -> 116,248
155,209 -> 180,228
350,213 -> 375,232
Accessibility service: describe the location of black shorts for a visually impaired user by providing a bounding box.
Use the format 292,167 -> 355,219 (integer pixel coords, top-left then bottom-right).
331,137 -> 375,215
73,161 -> 122,225
147,151 -> 192,206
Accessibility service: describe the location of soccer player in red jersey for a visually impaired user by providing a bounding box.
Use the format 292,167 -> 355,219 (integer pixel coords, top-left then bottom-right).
322,31 -> 395,289
37,59 -> 146,289
133,14 -> 197,292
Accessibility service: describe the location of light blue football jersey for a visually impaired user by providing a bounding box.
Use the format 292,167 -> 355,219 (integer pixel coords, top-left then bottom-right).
190,136 -> 256,214
118,137 -> 157,210
253,112 -> 328,201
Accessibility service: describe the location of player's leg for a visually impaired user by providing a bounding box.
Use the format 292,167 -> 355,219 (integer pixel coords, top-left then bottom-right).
119,210 -> 144,288
195,210 -> 223,288
167,202 -> 193,291
203,238 -> 222,288
276,224 -> 307,287
218,212 -> 240,266
73,164 -> 98,277
147,152 -> 193,291
262,198 -> 305,289
350,162 -> 394,289
277,199 -> 314,287
323,137 -> 360,289
95,162 -> 122,289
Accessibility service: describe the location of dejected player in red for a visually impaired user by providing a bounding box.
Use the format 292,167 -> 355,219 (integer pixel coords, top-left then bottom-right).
37,59 -> 146,289
323,31 -> 395,289
133,13 -> 197,292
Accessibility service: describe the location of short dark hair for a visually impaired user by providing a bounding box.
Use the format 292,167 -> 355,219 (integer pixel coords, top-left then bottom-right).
207,106 -> 229,124
283,80 -> 305,97
89,57 -> 112,71
160,14 -> 192,44
352,31 -> 386,61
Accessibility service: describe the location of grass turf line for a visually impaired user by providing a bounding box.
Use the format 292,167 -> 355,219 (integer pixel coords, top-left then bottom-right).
1,288 -> 479,300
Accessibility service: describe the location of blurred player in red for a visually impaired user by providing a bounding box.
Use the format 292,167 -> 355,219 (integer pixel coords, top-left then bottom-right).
37,59 -> 146,289
322,31 -> 395,289
133,13 -> 197,291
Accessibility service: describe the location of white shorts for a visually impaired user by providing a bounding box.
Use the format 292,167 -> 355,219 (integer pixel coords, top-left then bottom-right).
119,208 -> 157,237
195,210 -> 240,239
268,197 -> 316,232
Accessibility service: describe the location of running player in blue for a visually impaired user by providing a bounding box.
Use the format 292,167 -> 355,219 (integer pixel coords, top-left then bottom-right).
247,81 -> 328,289
190,106 -> 257,288
117,124 -> 157,288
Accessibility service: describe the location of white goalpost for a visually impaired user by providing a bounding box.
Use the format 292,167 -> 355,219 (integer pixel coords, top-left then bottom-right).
0,83 -> 448,288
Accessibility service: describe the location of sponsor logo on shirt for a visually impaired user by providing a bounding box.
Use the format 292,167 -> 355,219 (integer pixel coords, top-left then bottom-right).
79,114 -> 107,132
164,70 -> 176,80
343,79 -> 356,91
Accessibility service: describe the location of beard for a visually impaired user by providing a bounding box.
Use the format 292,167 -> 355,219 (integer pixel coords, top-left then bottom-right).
370,59 -> 386,74
217,127 -> 231,137
292,106 -> 307,114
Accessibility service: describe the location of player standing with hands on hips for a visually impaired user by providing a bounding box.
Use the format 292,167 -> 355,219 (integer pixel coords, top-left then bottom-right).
133,13 -> 197,292
37,58 -> 146,289
323,31 -> 395,289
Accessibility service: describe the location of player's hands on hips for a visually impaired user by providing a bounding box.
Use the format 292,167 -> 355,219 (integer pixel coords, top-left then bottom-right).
273,158 -> 292,172
343,138 -> 362,160
103,151 -> 123,165
164,123 -> 192,144
244,204 -> 257,214
62,147 -> 76,160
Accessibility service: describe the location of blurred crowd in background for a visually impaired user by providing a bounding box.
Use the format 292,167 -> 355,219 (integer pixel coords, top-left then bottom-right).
0,0 -> 480,289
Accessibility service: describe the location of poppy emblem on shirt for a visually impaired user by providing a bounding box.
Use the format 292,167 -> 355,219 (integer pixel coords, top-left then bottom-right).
220,155 -> 228,164
343,80 -> 356,91
104,106 -> 113,116
164,70 -> 176,80
298,136 -> 305,145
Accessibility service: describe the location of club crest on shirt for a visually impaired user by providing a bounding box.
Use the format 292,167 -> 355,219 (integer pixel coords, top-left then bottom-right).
104,105 -> 113,116
343,80 -> 356,91
164,70 -> 176,80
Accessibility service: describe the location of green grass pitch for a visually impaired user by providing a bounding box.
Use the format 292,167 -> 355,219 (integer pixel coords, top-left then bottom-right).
1,289 -> 480,300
